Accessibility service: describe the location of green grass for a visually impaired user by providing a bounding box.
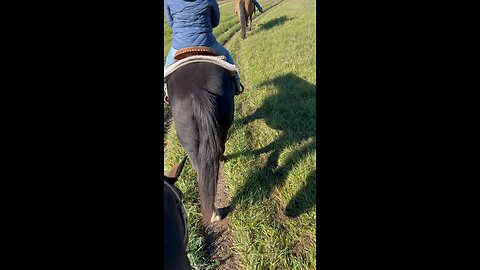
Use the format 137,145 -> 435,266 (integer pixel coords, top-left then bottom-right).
164,0 -> 316,269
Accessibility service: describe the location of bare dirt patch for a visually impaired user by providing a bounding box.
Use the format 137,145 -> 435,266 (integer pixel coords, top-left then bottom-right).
291,233 -> 315,257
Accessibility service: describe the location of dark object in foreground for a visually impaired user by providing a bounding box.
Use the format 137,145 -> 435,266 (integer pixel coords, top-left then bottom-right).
164,156 -> 191,270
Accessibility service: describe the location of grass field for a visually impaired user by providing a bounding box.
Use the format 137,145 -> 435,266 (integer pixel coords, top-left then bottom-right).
164,0 -> 316,269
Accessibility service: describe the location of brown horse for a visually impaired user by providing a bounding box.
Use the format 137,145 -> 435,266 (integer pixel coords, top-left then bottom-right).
235,0 -> 255,39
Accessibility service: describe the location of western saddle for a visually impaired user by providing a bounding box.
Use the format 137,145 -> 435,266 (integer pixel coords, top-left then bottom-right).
174,46 -> 217,60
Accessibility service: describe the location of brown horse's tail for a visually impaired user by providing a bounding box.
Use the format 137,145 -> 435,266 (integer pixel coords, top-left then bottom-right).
192,88 -> 222,224
239,0 -> 247,39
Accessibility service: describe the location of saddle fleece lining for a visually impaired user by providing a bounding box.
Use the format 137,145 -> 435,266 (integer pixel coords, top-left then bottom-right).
164,55 -> 240,82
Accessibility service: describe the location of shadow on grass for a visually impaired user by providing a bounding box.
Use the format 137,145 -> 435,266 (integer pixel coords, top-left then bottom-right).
258,16 -> 293,31
285,169 -> 316,217
227,73 -> 316,218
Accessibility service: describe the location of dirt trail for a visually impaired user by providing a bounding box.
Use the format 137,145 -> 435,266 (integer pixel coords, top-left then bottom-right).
202,162 -> 241,270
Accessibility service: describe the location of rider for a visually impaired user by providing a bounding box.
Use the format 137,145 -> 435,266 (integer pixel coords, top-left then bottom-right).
253,0 -> 264,13
164,0 -> 244,96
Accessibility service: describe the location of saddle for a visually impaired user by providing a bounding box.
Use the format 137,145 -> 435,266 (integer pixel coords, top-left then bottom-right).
165,49 -> 238,82
174,46 -> 217,60
164,47 -> 242,103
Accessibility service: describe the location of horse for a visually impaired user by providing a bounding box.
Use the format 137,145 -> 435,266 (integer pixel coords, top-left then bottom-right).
166,57 -> 235,224
164,156 -> 191,270
235,0 -> 255,39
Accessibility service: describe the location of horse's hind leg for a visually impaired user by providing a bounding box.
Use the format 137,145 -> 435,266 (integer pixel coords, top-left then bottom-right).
217,78 -> 234,162
173,111 -> 219,223
219,127 -> 229,162
170,105 -> 200,171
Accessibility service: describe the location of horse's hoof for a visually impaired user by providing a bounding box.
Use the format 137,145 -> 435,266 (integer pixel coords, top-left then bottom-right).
220,155 -> 229,162
210,210 -> 222,223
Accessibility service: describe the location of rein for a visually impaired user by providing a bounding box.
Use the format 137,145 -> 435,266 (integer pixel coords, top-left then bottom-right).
164,180 -> 188,249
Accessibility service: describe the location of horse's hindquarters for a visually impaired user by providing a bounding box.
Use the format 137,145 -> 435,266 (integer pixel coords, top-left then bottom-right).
167,63 -> 234,223
236,0 -> 255,39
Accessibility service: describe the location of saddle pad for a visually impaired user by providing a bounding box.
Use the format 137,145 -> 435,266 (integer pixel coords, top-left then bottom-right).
164,55 -> 240,82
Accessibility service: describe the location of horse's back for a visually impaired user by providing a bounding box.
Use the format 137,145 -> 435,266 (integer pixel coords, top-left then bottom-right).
236,0 -> 255,16
169,62 -> 234,97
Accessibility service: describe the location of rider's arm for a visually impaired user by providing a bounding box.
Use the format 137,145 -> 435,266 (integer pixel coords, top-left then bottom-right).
211,0 -> 220,28
165,1 -> 173,27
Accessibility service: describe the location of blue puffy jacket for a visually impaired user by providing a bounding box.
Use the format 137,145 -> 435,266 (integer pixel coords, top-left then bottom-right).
165,0 -> 220,49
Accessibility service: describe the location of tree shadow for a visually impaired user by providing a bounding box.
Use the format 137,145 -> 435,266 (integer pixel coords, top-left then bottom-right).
258,16 -> 294,31
227,73 -> 316,218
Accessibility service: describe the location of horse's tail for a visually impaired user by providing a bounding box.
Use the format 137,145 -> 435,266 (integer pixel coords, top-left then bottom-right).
192,89 -> 222,224
239,0 -> 247,39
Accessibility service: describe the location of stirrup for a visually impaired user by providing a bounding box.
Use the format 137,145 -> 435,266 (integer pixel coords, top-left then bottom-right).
235,81 -> 244,96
